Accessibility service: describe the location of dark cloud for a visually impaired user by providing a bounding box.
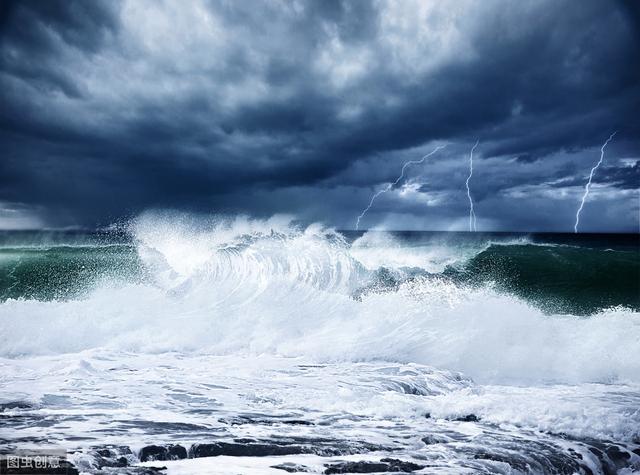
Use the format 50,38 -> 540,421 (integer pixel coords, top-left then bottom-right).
594,161 -> 640,190
0,0 -> 638,231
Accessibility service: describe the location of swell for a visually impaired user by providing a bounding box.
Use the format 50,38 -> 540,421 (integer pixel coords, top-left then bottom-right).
0,244 -> 143,301
444,243 -> 640,315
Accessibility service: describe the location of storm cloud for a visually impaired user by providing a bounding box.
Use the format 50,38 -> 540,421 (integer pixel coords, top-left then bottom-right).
1,0 -> 638,231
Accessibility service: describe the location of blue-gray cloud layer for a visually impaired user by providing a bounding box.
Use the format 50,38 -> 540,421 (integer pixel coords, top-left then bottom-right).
1,0 -> 638,231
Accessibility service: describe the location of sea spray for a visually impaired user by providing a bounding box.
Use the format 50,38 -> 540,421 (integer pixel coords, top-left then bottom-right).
0,213 -> 638,385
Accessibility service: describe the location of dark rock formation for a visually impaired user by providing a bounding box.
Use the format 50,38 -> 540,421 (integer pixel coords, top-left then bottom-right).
189,442 -> 308,458
324,458 -> 424,474
454,414 -> 480,422
138,444 -> 187,462
271,462 -> 312,472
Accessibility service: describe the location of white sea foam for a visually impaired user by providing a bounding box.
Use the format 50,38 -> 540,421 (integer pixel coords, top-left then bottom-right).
1,215 -> 639,472
350,231 -> 479,273
0,213 -> 638,385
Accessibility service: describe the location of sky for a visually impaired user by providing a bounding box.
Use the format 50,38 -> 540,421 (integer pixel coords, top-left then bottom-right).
1,0 -> 639,232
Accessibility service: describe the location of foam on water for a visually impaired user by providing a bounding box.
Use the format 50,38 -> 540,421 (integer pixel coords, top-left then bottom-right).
350,231 -> 483,273
1,213 -> 638,385
1,214 -> 639,472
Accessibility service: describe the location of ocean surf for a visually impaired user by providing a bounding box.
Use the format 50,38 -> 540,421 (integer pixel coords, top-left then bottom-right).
1,213 -> 639,474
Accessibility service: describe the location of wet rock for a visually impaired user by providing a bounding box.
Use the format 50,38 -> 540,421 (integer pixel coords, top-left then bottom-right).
567,447 -> 583,460
271,462 -> 312,472
83,446 -> 137,470
468,443 -> 593,475
324,461 -> 389,474
117,468 -> 167,474
454,414 -> 480,422
379,458 -> 425,472
421,434 -> 448,445
189,442 -> 308,458
324,458 -> 424,474
588,447 -> 604,458
579,439 -> 637,474
94,453 -> 129,468
605,444 -> 630,464
95,447 -> 132,465
187,437 -> 394,460
474,452 -> 529,472
139,444 -> 187,462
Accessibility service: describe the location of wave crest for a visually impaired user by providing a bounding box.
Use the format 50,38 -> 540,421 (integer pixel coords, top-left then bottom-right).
0,213 -> 638,385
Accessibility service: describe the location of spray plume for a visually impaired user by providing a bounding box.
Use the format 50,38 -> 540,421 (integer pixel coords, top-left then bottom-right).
355,144 -> 447,230
573,132 -> 617,233
465,140 -> 480,232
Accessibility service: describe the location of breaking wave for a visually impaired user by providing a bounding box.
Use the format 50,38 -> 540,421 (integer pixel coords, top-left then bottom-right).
0,213 -> 639,385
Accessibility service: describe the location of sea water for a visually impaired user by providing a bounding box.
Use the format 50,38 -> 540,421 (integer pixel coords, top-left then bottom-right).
0,213 -> 638,473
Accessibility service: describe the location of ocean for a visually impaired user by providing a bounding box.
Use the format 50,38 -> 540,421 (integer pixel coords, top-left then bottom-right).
0,214 -> 639,474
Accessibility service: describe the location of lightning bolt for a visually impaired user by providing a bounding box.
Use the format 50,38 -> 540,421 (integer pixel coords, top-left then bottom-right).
355,144 -> 447,230
573,131 -> 617,233
465,140 -> 480,232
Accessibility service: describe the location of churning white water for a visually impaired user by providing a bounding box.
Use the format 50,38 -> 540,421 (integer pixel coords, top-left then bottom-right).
0,213 -> 639,473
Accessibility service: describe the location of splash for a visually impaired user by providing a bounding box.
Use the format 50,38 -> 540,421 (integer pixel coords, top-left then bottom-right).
0,214 -> 639,385
355,144 -> 447,230
465,140 -> 480,232
574,132 -> 617,233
